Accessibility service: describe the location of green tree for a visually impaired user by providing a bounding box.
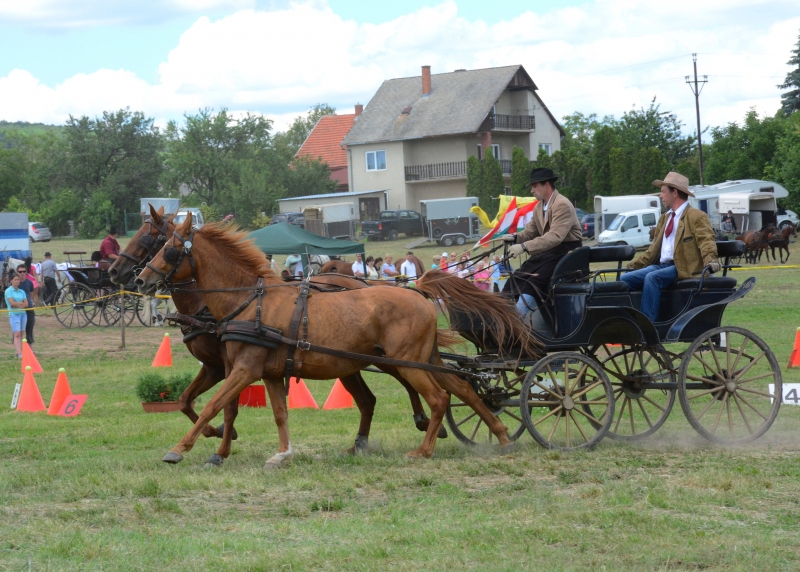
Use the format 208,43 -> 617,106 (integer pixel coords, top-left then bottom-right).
609,147 -> 628,196
285,155 -> 337,200
481,152 -> 504,220
273,103 -> 336,162
779,30 -> 800,116
767,111 -> 800,211
510,145 -> 531,196
591,126 -> 617,196
466,155 -> 483,202
615,98 -> 695,168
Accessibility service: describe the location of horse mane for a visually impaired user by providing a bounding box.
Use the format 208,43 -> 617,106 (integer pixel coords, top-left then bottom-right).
197,223 -> 274,277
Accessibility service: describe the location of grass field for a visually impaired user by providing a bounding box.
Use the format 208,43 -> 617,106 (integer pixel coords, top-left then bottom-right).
4,242 -> 800,570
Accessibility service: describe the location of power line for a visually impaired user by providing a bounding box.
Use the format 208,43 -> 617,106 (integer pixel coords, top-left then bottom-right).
686,53 -> 708,185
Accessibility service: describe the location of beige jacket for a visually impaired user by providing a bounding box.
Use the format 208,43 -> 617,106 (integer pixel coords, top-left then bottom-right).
514,190 -> 583,256
632,205 -> 718,280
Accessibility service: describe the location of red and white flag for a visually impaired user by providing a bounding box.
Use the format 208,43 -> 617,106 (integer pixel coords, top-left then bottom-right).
475,197 -> 538,248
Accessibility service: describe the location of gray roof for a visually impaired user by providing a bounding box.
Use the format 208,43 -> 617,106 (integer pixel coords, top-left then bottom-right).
342,65 -> 553,146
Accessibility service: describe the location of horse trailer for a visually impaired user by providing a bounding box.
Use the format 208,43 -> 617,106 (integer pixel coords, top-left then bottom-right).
419,197 -> 480,246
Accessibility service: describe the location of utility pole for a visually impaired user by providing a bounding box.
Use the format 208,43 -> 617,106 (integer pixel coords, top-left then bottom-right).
686,53 -> 708,185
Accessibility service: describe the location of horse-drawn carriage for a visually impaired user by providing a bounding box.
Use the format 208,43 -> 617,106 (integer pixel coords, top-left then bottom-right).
119,209 -> 783,468
443,240 -> 781,449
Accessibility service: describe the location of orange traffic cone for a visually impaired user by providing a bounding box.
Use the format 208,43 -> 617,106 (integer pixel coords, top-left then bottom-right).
788,327 -> 800,369
288,377 -> 318,409
323,379 -> 354,410
16,366 -> 46,412
47,368 -> 73,415
21,339 -> 43,374
152,333 -> 172,367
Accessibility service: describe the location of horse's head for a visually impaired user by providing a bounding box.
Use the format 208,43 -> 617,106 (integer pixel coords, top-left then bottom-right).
135,214 -> 194,296
109,204 -> 173,284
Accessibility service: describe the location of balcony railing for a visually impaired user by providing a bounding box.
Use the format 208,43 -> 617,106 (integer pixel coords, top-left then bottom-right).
491,113 -> 535,130
405,159 -> 513,181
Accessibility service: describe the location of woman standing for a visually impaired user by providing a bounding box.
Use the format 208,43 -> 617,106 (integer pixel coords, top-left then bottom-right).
5,273 -> 28,359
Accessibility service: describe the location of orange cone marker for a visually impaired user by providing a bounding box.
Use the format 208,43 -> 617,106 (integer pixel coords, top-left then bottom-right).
323,379 -> 354,410
152,333 -> 172,367
288,378 -> 318,409
21,339 -> 43,374
47,368 -> 73,415
16,366 -> 46,412
788,327 -> 800,369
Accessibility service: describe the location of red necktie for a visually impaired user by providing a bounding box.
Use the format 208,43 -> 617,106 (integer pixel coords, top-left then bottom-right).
665,212 -> 675,238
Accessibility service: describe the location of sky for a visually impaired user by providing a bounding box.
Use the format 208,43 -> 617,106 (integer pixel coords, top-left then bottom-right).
0,0 -> 798,136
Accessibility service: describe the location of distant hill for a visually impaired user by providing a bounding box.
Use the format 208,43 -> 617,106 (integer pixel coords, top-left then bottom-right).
0,120 -> 63,147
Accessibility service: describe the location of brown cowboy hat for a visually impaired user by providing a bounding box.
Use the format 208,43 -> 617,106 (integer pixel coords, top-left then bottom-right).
653,172 -> 695,197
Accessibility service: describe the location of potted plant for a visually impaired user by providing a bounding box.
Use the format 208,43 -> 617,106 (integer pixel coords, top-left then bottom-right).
136,372 -> 193,413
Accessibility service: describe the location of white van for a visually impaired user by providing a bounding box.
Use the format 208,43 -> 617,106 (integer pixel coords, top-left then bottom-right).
173,207 -> 205,228
594,195 -> 661,235
597,208 -> 660,248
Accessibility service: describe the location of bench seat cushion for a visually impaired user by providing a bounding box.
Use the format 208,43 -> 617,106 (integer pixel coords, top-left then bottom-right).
554,281 -> 629,295
667,276 -> 737,290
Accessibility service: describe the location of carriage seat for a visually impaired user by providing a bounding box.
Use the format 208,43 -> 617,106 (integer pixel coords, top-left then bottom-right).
589,245 -> 636,263
667,276 -> 737,290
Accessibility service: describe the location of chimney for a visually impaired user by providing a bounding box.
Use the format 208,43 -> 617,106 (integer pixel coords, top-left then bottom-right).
421,65 -> 431,97
354,103 -> 363,116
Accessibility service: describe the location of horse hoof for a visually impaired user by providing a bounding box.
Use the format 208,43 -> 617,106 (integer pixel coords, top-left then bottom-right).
437,425 -> 448,439
162,451 -> 184,464
204,454 -> 224,468
263,460 -> 282,470
500,441 -> 515,454
340,446 -> 357,456
216,424 -> 238,441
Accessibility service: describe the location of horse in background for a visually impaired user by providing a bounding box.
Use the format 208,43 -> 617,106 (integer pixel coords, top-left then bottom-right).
768,223 -> 797,264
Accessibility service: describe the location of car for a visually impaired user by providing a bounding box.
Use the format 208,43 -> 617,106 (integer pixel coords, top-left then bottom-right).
28,222 -> 52,242
574,207 -> 588,221
172,208 -> 205,228
269,212 -> 305,228
777,207 -> 798,229
580,214 -> 595,239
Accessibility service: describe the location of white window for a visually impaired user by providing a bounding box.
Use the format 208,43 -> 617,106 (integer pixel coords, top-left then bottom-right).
477,144 -> 501,159
365,150 -> 387,171
539,143 -> 552,156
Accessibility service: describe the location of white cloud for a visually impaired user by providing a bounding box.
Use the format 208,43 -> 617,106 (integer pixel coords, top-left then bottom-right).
1,0 -> 798,134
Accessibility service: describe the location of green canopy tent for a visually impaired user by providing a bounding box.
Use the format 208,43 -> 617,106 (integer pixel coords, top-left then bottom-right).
248,222 -> 365,274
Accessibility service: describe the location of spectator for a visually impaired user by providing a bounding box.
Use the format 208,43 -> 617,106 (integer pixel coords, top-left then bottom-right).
456,255 -> 471,279
381,254 -> 398,281
490,255 -> 502,292
431,255 -> 440,270
364,256 -> 380,280
351,253 -> 366,277
16,264 -> 35,347
400,251 -> 418,279
720,211 -> 737,240
294,259 -> 304,279
5,273 -> 28,359
472,261 -> 491,291
40,252 -> 58,306
100,227 -> 121,261
285,254 -> 301,274
23,257 -> 39,306
439,255 -> 449,272
265,254 -> 280,275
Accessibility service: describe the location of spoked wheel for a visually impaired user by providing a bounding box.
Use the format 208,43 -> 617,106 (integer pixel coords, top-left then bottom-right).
102,290 -> 138,327
520,352 -> 614,450
678,326 -> 782,444
445,368 -> 527,445
586,344 -> 676,441
136,295 -> 171,327
53,283 -> 96,328
87,287 -> 111,326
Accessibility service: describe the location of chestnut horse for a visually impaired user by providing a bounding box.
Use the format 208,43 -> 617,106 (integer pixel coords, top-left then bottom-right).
109,207 -> 444,466
768,223 -> 797,264
319,260 -> 353,275
135,216 -> 538,467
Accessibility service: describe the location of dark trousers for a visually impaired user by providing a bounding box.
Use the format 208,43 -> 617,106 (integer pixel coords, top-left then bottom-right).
25,309 -> 35,345
44,277 -> 58,305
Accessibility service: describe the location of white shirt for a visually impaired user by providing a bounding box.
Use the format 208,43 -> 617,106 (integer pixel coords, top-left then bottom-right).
660,201 -> 689,264
400,260 -> 417,279
351,261 -> 365,277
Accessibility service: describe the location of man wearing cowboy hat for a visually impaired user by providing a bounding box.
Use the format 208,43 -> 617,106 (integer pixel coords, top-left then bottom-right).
501,167 -> 583,319
621,172 -> 720,322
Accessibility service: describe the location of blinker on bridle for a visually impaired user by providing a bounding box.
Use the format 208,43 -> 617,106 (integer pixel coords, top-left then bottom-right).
145,227 -> 196,290
118,218 -> 169,274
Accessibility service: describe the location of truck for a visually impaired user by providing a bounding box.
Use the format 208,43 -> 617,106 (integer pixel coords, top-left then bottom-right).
688,179 -> 791,230
718,192 -> 778,233
361,210 -> 424,241
597,207 -> 661,248
0,212 -> 32,264
140,198 -> 180,221
419,197 -> 480,247
302,203 -> 354,239
593,195 -> 661,235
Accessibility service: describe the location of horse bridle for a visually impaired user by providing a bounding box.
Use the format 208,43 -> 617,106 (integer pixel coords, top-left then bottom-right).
118,218 -> 170,275
145,226 -> 197,290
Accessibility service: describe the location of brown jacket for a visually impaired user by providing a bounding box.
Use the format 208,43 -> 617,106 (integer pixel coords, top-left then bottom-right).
514,190 -> 583,256
632,205 -> 718,280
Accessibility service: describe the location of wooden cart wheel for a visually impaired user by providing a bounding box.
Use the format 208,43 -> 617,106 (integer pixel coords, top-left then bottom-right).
445,368 -> 527,445
53,283 -> 96,328
586,344 -> 676,441
678,326 -> 782,444
102,290 -> 138,327
520,352 -> 614,450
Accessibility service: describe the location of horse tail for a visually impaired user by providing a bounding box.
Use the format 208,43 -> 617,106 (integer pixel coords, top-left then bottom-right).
435,328 -> 465,352
415,270 -> 542,358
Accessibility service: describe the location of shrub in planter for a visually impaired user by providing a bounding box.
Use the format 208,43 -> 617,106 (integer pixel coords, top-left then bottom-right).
135,372 -> 194,403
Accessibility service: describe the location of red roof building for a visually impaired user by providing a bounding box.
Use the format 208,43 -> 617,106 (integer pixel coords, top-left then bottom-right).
295,108 -> 361,192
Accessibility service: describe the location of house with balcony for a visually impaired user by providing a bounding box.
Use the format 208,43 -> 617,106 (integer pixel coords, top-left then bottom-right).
341,65 -> 564,210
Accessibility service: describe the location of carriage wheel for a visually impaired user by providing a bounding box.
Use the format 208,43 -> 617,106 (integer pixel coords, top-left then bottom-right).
445,368 -> 527,445
520,352 -> 614,450
678,326 -> 781,444
586,344 -> 676,441
136,296 -> 171,327
53,283 -> 96,328
102,291 -> 138,327
87,287 -> 112,326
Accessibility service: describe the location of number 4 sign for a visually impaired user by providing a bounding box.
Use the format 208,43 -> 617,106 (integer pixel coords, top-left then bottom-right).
57,395 -> 87,417
770,384 -> 800,405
